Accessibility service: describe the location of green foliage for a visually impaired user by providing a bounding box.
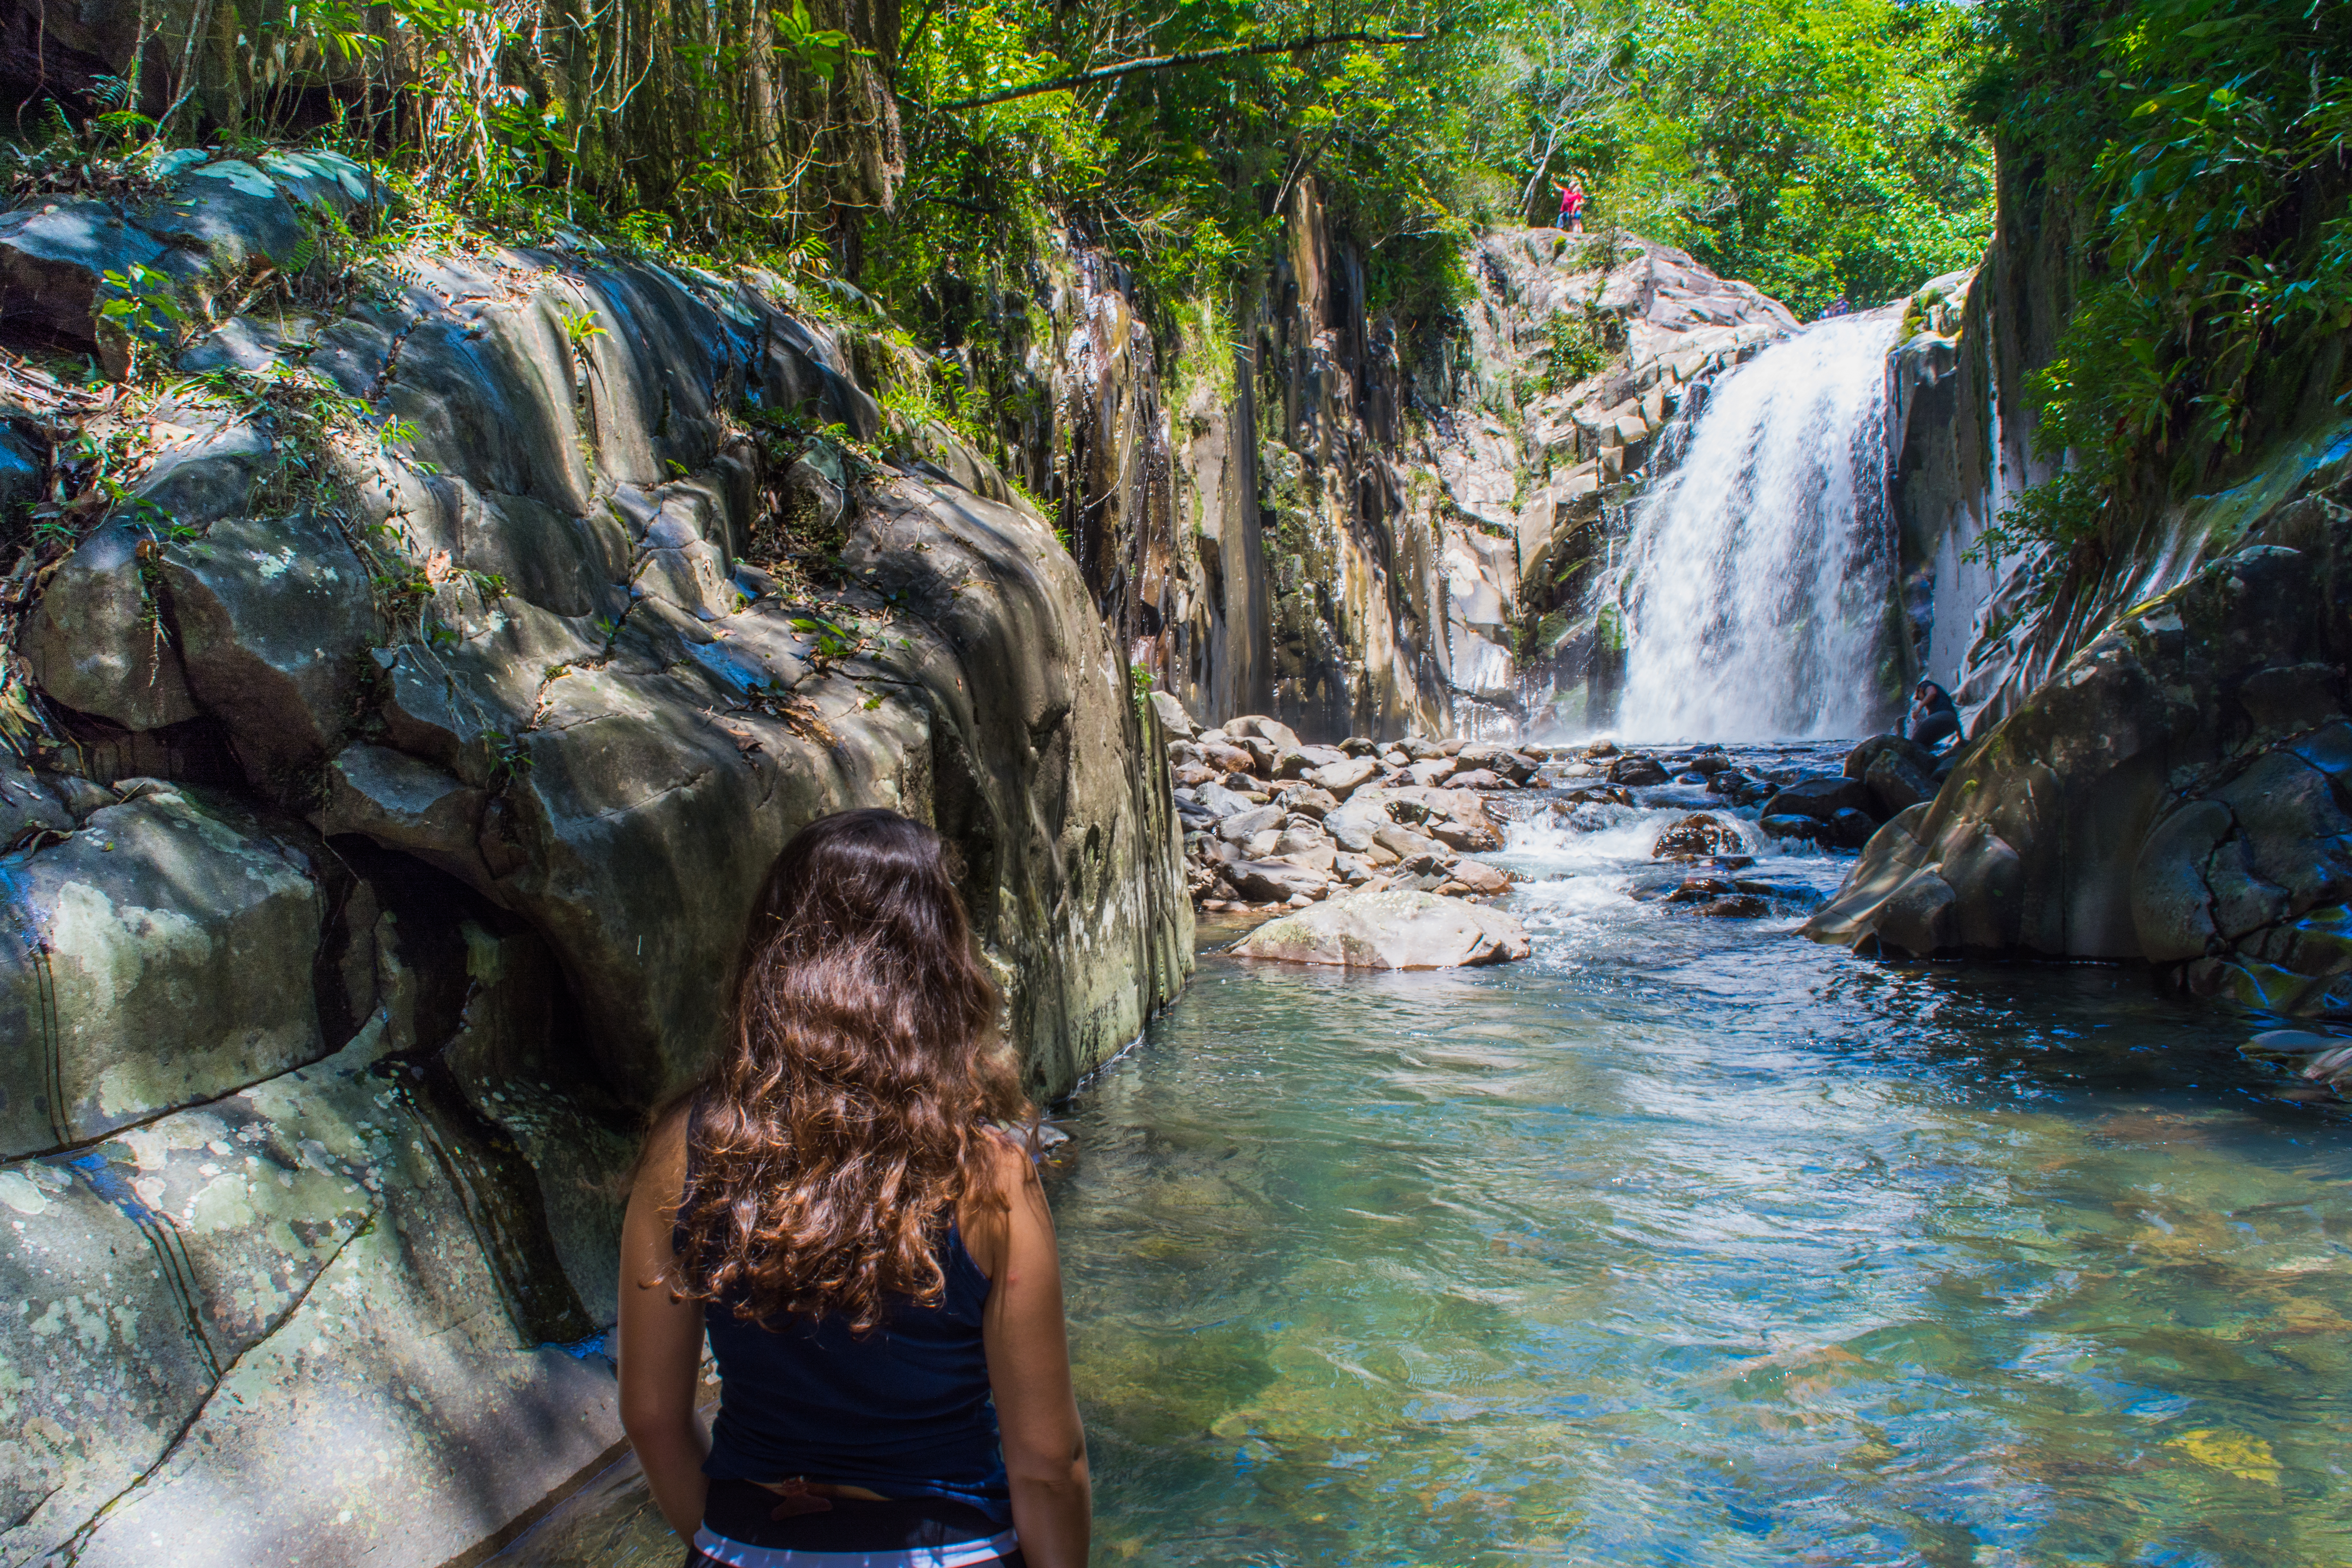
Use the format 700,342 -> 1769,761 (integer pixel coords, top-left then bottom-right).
96,263 -> 188,347
1539,305 -> 1614,391
1510,0 -> 1993,320
1967,0 -> 2352,562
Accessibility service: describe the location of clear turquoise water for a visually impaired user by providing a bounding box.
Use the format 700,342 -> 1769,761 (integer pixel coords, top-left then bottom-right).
501,762 -> 2352,1567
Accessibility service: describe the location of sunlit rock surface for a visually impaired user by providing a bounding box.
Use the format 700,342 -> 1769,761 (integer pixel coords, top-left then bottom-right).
0,154 -> 1190,1565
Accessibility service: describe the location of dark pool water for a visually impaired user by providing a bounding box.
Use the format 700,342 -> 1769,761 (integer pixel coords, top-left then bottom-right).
501,749 -> 2352,1567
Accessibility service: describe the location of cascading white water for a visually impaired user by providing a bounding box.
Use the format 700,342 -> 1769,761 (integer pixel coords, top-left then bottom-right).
1610,315 -> 1900,741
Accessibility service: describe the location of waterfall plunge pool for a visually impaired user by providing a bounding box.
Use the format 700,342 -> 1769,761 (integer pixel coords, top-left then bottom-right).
498,756 -> 2352,1567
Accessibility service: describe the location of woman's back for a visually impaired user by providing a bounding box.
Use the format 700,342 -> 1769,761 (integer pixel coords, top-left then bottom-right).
617,809 -> 1087,1568
686,1103 -> 1008,1512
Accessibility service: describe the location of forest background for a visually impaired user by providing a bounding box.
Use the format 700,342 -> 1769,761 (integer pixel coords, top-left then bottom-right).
3,0 -> 2345,554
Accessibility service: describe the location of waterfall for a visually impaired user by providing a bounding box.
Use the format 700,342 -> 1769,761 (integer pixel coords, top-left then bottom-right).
1609,315 -> 1900,741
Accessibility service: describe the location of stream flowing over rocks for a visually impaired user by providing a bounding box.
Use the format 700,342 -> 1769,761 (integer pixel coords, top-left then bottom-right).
5,90 -> 2352,1568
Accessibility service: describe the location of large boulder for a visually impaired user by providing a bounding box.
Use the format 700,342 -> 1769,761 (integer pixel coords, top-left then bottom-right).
0,169 -> 1197,1568
162,513 -> 378,782
21,523 -> 203,729
1232,889 -> 1531,968
1805,537 -> 2352,999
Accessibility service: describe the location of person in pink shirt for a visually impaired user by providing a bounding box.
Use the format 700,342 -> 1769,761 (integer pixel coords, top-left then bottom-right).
1555,178 -> 1587,234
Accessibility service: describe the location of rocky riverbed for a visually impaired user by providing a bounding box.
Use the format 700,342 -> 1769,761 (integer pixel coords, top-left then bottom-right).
1158,685 -> 1948,934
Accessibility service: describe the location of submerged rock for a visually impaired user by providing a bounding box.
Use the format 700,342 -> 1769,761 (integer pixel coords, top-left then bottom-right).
1232,889 -> 1531,969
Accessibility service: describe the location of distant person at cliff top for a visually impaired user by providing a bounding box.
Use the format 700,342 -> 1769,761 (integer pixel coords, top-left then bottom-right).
1822,296 -> 1853,319
1555,178 -> 1587,234
619,809 -> 1087,1568
1904,679 -> 1961,752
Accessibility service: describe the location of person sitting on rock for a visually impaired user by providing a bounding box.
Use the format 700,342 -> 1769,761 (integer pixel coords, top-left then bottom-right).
619,809 -> 1087,1568
1903,679 -> 1961,752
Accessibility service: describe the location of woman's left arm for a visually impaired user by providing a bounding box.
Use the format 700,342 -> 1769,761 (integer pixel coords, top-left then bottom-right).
617,1109 -> 711,1539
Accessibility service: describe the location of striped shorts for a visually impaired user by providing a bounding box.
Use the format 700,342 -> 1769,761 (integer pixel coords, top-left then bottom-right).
686,1479 -> 1024,1568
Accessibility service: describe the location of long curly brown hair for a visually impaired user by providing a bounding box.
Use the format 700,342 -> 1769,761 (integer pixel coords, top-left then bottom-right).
669,809 -> 1030,1332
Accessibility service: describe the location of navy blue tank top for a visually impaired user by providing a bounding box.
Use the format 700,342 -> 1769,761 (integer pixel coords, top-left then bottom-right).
681,1112 -> 1009,1521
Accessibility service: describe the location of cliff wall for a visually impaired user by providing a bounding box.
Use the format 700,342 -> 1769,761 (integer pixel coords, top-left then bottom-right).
1819,149 -> 2352,1018
972,193 -> 1793,748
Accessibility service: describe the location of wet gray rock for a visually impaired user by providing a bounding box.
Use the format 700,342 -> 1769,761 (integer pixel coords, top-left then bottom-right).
1652,812 -> 1744,860
0,785 -> 327,1159
1845,734 -> 1940,818
1762,774 -> 1874,823
22,523 -> 203,729
1232,888 -> 1530,968
1806,537 -> 2352,991
1610,753 -> 1669,786
161,514 -> 377,784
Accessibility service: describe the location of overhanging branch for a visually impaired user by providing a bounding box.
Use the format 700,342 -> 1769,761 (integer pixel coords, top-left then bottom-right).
926,29 -> 1440,113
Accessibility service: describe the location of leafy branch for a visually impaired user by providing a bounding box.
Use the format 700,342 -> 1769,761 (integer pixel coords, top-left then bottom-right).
927,28 -> 1440,112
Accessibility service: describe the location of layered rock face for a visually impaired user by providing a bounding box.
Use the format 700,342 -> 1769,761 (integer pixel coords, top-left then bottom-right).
1805,514 -> 2352,1015
0,154 -> 1188,1565
957,197 -> 1793,746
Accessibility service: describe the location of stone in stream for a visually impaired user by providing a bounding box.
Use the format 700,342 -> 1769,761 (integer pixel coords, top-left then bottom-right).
1201,741 -> 1256,775
1233,889 -> 1531,969
1215,804 -> 1285,843
1438,858 -> 1513,898
1229,858 -> 1334,904
1692,894 -> 1773,918
1760,812 -> 1828,844
1372,822 -> 1451,867
1706,769 -> 1772,806
1272,826 -> 1338,870
1456,743 -> 1540,784
1405,756 -> 1460,788
1227,714 -> 1303,753
1651,812 -> 1744,861
1826,805 -> 1880,850
1448,767 -> 1504,790
1610,753 -> 1669,786
1426,816 -> 1502,853
1275,784 -> 1340,819
1276,744 -> 1348,779
1194,780 -> 1257,818
1762,774 -> 1874,823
